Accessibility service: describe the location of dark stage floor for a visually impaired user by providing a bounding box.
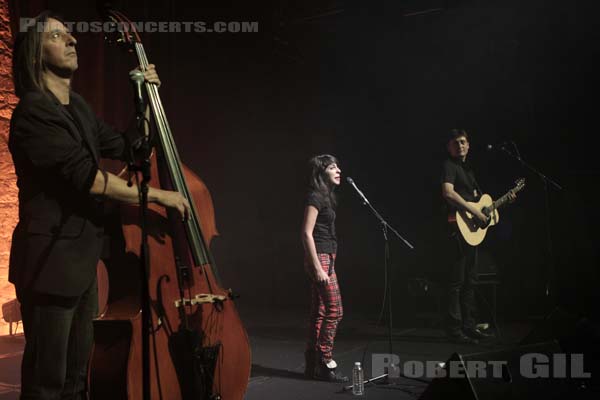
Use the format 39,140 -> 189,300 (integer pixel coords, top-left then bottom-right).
242,306 -> 537,400
0,304 -> 544,400
6,305 -> 598,399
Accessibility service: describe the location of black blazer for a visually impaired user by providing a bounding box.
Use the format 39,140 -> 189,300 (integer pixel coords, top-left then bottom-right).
8,90 -> 126,298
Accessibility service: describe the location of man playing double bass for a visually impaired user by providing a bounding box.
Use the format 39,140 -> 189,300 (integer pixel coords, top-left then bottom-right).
9,12 -> 191,399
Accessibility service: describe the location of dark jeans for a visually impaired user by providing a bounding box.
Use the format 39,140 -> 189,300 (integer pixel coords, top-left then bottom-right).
19,278 -> 98,400
445,229 -> 478,335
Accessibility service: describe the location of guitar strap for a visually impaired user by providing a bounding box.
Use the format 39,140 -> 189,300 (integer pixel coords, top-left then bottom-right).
472,175 -> 483,199
464,162 -> 482,199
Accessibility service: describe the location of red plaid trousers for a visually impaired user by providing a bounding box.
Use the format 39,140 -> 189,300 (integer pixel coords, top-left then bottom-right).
306,253 -> 343,362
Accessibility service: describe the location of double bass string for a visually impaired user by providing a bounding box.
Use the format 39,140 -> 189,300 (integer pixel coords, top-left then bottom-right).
134,42 -> 212,271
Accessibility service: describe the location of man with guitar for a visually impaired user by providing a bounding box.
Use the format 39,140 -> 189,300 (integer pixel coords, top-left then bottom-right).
441,129 -> 516,344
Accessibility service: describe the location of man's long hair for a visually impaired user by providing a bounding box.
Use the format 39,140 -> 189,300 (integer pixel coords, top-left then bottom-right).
12,11 -> 64,98
307,154 -> 339,208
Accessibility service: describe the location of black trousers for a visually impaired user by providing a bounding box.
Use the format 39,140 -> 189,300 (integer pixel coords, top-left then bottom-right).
445,229 -> 478,335
19,278 -> 98,400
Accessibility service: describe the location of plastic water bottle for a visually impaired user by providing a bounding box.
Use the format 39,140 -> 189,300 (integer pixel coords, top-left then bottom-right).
352,361 -> 364,396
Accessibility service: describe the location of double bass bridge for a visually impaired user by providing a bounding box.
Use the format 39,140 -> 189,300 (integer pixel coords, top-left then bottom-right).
174,293 -> 228,308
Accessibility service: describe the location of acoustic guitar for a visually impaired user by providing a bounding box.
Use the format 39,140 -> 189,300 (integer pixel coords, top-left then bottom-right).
449,178 -> 526,246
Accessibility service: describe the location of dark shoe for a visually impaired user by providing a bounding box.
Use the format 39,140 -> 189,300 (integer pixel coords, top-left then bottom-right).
314,360 -> 349,383
304,350 -> 316,378
464,328 -> 494,340
448,332 -> 479,345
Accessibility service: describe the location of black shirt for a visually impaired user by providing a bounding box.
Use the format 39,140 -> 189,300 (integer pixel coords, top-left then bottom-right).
8,90 -> 126,297
441,158 -> 481,211
306,191 -> 337,254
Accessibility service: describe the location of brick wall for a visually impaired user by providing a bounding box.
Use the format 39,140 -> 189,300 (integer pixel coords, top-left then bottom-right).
0,0 -> 19,336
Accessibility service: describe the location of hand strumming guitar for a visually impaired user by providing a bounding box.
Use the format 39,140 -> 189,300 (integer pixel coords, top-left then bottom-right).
470,206 -> 489,225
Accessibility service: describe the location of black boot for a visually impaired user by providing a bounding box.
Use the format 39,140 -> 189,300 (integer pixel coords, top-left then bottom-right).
314,359 -> 349,383
464,327 -> 494,340
447,331 -> 479,345
304,349 -> 316,378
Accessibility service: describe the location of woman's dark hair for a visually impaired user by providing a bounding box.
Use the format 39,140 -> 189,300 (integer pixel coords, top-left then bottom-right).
447,128 -> 469,144
12,11 -> 65,98
307,154 -> 339,207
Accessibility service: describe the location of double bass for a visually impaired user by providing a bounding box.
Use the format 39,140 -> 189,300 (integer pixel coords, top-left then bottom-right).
90,8 -> 251,400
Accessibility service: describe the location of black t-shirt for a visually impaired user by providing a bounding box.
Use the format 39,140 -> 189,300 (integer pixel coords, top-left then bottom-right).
441,158 -> 481,211
306,191 -> 337,254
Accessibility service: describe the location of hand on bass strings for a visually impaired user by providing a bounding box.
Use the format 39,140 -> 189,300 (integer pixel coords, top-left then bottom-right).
153,189 -> 191,221
130,64 -> 161,88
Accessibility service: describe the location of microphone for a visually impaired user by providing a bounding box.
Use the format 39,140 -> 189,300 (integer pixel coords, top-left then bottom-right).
127,70 -> 147,155
129,70 -> 145,116
346,177 -> 370,205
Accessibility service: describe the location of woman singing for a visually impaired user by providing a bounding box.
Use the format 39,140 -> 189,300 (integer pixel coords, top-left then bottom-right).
301,154 -> 348,382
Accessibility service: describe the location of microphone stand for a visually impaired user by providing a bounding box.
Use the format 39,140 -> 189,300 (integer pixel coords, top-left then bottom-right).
498,143 -> 562,305
127,92 -> 152,400
346,178 -> 414,389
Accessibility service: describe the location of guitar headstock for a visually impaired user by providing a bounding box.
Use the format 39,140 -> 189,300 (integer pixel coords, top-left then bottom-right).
514,178 -> 526,192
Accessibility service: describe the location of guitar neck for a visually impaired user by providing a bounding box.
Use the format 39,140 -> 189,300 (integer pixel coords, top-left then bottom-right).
491,193 -> 510,211
490,186 -> 522,212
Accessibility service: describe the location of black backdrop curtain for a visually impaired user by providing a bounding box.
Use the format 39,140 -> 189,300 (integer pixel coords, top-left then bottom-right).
8,0 -> 600,321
